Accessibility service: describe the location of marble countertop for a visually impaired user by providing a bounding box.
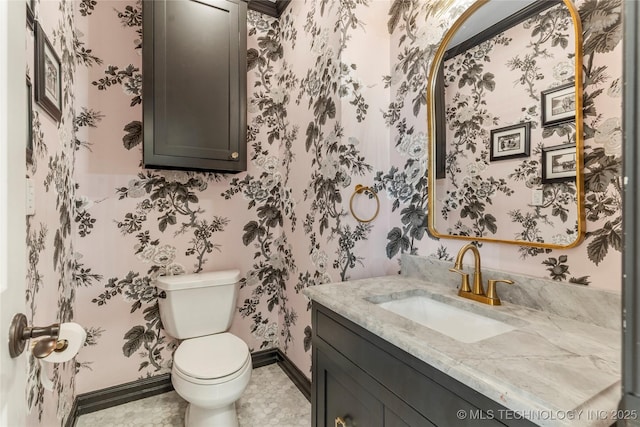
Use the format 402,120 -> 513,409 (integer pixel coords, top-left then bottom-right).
304,275 -> 621,427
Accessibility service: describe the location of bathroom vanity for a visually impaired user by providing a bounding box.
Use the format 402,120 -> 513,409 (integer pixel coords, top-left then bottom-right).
312,302 -> 535,427
305,256 -> 621,427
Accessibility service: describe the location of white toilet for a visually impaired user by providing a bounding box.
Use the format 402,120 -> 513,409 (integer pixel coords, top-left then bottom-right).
156,270 -> 251,427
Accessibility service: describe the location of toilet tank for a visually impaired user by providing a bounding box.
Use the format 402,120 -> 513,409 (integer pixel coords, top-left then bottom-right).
155,270 -> 240,339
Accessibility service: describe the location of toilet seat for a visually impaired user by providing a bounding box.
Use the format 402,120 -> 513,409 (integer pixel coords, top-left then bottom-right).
173,333 -> 250,385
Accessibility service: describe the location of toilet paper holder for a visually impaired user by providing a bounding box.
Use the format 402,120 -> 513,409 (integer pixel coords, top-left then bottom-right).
8,313 -> 68,358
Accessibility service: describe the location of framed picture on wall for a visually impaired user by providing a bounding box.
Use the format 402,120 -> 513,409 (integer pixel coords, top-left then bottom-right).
26,76 -> 33,165
34,22 -> 62,122
489,122 -> 531,162
542,143 -> 577,184
541,83 -> 576,127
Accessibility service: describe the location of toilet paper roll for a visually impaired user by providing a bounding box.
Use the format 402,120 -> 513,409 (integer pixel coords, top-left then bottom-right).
40,322 -> 86,363
38,360 -> 54,392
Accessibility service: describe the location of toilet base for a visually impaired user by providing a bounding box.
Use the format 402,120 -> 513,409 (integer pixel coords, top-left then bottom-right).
184,402 -> 239,427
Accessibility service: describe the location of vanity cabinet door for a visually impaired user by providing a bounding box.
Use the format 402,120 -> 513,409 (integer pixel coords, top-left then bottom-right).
143,0 -> 247,172
384,410 -> 411,427
313,303 -> 536,427
316,349 -> 384,427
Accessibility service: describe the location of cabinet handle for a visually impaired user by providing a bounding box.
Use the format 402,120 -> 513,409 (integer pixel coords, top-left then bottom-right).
335,416 -> 353,427
230,151 -> 239,160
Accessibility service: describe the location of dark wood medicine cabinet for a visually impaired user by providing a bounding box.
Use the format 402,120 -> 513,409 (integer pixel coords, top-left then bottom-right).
142,0 -> 248,172
142,0 -> 291,173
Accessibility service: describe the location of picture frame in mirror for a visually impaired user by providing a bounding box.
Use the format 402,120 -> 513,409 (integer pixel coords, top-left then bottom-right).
489,122 -> 531,162
35,22 -> 62,122
541,82 -> 576,127
541,143 -> 577,184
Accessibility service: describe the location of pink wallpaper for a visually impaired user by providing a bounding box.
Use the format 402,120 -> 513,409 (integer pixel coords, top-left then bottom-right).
23,0 -> 622,425
72,2 -> 284,392
382,0 -> 622,290
437,2 -> 580,247
26,0 -> 79,423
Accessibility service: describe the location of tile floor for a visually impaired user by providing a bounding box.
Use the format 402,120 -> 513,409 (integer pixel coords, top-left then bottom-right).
76,364 -> 311,427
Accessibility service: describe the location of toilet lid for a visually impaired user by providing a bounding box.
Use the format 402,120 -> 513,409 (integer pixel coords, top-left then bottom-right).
174,333 -> 249,380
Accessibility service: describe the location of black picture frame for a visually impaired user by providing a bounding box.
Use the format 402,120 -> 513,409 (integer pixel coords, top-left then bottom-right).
541,82 -> 576,127
541,143 -> 577,184
489,122 -> 531,162
34,22 -> 62,122
26,76 -> 33,165
26,0 -> 34,28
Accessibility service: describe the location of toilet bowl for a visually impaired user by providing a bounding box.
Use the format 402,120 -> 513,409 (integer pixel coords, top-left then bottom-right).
155,270 -> 251,427
171,333 -> 252,427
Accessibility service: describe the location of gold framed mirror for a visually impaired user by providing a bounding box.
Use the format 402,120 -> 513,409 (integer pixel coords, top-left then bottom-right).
427,0 -> 585,249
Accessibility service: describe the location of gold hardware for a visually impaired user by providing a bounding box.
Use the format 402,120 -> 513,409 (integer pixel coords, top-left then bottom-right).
31,338 -> 69,359
452,244 -> 484,296
450,244 -> 515,305
230,151 -> 239,160
448,268 -> 472,293
335,416 -> 352,427
349,184 -> 380,223
32,338 -> 57,359
55,339 -> 69,352
486,279 -> 514,305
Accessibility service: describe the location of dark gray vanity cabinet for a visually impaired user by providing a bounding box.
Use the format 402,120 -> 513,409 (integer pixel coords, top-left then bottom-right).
143,0 -> 247,172
312,303 -> 536,427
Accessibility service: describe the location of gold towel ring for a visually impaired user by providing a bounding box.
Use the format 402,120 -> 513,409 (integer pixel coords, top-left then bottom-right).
349,184 -> 380,223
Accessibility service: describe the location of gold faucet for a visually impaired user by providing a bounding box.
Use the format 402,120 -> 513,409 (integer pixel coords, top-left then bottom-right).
449,243 -> 514,306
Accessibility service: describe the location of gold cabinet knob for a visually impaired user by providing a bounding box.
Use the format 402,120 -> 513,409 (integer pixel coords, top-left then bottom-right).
335,416 -> 353,427
230,151 -> 239,160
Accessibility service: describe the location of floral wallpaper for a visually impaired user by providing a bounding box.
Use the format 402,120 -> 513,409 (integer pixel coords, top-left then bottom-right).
72,1 -> 289,392
71,0 -> 391,392
379,0 -> 622,289
436,3 -> 580,250
23,0 -> 622,425
25,0 -> 84,424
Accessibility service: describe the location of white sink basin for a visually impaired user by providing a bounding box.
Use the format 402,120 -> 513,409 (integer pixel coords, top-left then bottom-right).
377,296 -> 517,343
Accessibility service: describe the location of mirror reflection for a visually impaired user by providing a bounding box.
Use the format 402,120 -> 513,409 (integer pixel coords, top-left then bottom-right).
428,0 -> 584,250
